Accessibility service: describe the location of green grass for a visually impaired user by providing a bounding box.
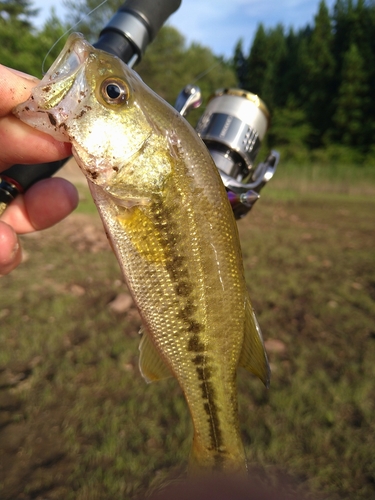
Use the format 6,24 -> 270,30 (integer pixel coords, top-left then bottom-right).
0,168 -> 374,499
266,162 -> 375,197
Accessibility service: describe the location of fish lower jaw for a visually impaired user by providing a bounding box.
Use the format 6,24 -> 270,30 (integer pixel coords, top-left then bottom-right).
13,105 -> 70,142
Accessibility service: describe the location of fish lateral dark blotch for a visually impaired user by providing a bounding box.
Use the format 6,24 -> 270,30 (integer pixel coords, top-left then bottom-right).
165,259 -> 189,280
201,382 -> 224,449
213,452 -> 227,471
196,365 -> 212,381
172,254 -> 186,268
201,380 -> 215,401
187,334 -> 205,352
177,300 -> 197,320
187,320 -> 203,333
175,281 -> 193,297
192,354 -> 205,365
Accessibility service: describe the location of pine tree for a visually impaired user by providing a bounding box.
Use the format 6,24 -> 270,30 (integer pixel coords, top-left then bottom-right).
230,0 -> 375,158
245,24 -> 269,97
333,43 -> 369,147
277,28 -> 304,108
233,39 -> 248,89
262,25 -> 287,109
332,0 -> 375,148
0,0 -> 41,74
246,24 -> 287,110
303,0 -> 336,146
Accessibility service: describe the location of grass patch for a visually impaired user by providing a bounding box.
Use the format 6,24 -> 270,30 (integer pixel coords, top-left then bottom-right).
266,162 -> 375,198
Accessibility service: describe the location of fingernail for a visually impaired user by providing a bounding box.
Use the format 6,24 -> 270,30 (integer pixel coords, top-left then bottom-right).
0,240 -> 21,277
10,240 -> 20,261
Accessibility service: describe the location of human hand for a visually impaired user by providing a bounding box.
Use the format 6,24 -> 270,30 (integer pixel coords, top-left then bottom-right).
0,65 -> 78,275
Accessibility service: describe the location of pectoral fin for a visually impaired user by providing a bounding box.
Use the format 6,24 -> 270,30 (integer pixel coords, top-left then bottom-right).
239,297 -> 271,388
139,328 -> 173,383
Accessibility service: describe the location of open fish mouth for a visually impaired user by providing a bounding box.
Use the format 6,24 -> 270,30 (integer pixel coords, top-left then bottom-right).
37,33 -> 93,111
48,34 -> 89,75
13,34 -> 94,141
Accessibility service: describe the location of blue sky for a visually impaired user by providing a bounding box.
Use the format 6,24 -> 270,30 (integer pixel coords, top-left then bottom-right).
32,0 -> 337,58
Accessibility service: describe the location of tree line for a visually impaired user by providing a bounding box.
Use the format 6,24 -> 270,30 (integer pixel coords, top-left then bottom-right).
234,0 -> 375,164
1,0 -> 374,165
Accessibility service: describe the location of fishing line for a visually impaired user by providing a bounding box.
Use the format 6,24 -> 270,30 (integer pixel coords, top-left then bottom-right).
189,61 -> 221,85
41,0 -> 109,75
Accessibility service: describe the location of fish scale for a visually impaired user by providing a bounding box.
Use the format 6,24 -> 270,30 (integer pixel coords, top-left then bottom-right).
14,32 -> 270,473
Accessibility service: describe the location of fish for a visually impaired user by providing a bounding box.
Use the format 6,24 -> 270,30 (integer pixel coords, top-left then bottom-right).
14,33 -> 270,473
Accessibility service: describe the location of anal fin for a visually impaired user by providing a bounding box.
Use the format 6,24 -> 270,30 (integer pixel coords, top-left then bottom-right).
139,327 -> 173,383
239,297 -> 271,388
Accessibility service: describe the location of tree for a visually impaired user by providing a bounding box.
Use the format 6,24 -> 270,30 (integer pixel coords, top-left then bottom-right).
245,24 -> 269,97
245,24 -> 288,111
303,0 -> 336,146
181,43 -> 237,126
36,12 -> 72,77
0,0 -> 41,75
333,43 -> 369,147
266,102 -> 312,162
63,0 -> 122,42
233,39 -> 248,89
136,26 -> 187,103
276,28 -> 304,108
332,0 -> 375,147
231,0 -> 375,159
136,26 -> 237,125
0,0 -> 38,28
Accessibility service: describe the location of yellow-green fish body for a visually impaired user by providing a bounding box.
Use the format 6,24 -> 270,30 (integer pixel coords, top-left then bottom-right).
14,33 -> 269,472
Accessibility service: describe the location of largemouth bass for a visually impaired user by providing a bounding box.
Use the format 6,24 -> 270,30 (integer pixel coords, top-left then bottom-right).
14,33 -> 270,472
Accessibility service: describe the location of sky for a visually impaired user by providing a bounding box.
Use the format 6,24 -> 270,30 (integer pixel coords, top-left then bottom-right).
32,0 -> 337,58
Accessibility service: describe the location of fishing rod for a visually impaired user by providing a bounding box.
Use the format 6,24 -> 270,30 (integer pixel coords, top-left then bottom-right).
0,0 -> 279,220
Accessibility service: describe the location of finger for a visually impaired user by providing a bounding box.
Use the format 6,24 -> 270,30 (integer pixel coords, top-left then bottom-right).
26,178 -> 79,230
0,115 -> 71,170
0,65 -> 71,171
0,221 -> 22,275
1,177 -> 79,233
0,65 -> 39,116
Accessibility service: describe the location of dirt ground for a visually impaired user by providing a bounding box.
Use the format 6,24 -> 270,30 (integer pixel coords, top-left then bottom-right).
1,183 -> 374,500
0,213 -> 107,499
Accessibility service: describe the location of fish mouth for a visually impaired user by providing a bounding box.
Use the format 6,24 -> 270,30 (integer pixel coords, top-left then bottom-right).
13,33 -> 95,141
38,33 -> 93,109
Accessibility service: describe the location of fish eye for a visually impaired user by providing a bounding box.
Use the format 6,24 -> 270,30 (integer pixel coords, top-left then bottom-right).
100,78 -> 129,105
